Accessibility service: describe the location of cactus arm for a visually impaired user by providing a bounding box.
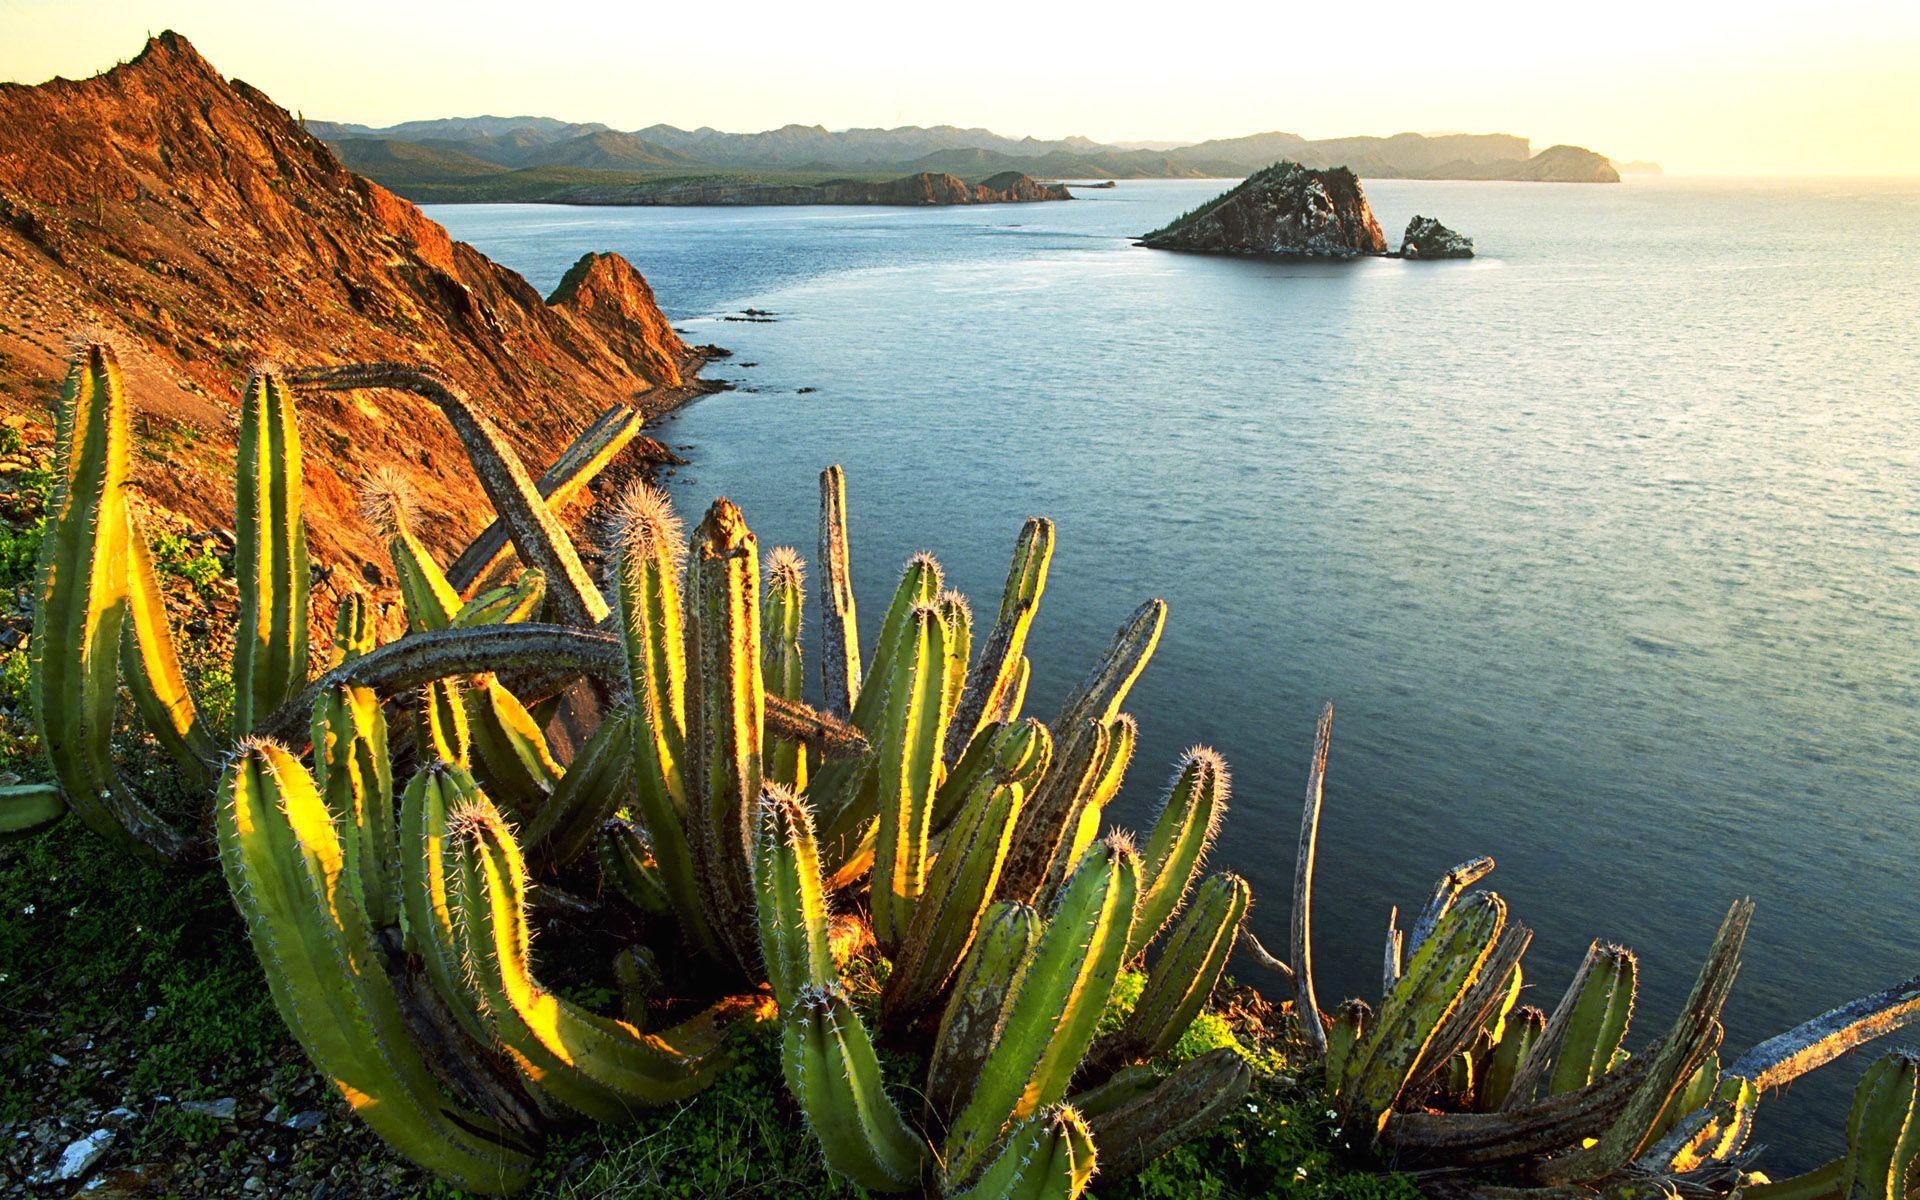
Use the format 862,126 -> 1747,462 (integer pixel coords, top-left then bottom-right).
397,764 -> 491,1041
881,762 -> 1028,1026
288,364 -> 607,626
30,345 -> 190,862
1340,891 -> 1507,1133
455,570 -> 547,628
0,782 -> 67,839
1384,907 -> 1404,993
419,678 -> 471,765
949,1104 -> 1097,1200
330,593 -> 376,667
216,740 -> 535,1193
1405,857 -> 1497,960
1501,939 -> 1607,1110
312,681 -> 398,927
1100,873 -> 1250,1067
1291,701 -> 1334,1056
1381,1053 -> 1652,1165
1725,973 -> 1920,1093
683,498 -> 765,971
231,373 -> 310,733
119,505 -> 214,782
1547,945 -> 1637,1096
524,709 -> 633,868
946,517 -> 1053,763
1050,598 -> 1164,737
465,677 -> 563,817
447,796 -> 728,1121
937,590 -> 972,733
871,603 -> 952,951
1744,1160 -> 1847,1200
752,786 -> 836,1009
1242,930 -> 1295,987
597,818 -> 675,917
1841,1052 -> 1920,1200
928,900 -> 1041,1115
817,465 -> 862,718
995,719 -> 1109,906
762,548 -> 808,792
1403,923 -> 1534,1104
1083,1050 -> 1252,1182
781,984 -> 926,1193
1327,1000 -> 1373,1089
1480,1006 -> 1546,1111
257,624 -> 865,758
1044,713 -> 1136,901
1536,899 -> 1751,1183
447,404 -> 644,595
944,836 -> 1138,1184
1126,747 -> 1229,961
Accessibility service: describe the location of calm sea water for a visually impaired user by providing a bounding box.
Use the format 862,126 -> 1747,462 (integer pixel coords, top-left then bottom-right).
430,177 -> 1919,1165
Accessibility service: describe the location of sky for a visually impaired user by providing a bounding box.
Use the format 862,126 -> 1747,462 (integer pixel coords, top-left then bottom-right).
2,0 -> 1917,175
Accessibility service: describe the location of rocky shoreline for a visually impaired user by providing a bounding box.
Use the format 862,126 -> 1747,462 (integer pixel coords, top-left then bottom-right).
1138,161 -> 1474,261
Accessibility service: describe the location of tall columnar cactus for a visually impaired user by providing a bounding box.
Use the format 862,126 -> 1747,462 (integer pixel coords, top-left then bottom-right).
1126,746 -> 1229,961
311,675 -> 396,928
943,834 -> 1139,1186
231,372 -> 310,732
928,900 -> 1041,1115
869,600 -> 954,951
817,464 -> 861,718
752,785 -> 835,1009
946,517 -> 1053,762
216,739 -> 535,1193
949,1105 -> 1096,1200
445,794 -> 730,1122
781,983 -> 927,1193
762,546 -> 808,792
121,485 -> 214,784
1094,872 -> 1249,1067
1478,1004 -> 1545,1111
1546,943 -> 1637,1096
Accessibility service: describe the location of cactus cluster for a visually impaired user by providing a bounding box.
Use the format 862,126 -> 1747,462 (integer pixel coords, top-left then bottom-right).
16,342 -> 1919,1200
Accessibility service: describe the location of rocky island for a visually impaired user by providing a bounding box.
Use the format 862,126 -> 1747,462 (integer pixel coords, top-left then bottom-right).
1138,162 -> 1477,262
1399,215 -> 1474,259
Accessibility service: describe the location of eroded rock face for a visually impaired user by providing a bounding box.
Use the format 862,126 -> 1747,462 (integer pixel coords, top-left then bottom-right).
1138,162 -> 1388,257
1400,216 -> 1474,259
0,32 -> 693,570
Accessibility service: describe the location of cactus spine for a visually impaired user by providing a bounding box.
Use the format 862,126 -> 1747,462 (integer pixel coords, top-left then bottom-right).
446,795 -> 726,1121
949,1105 -> 1096,1200
944,835 -> 1139,1185
231,373 -> 309,731
1126,746 -> 1228,961
216,740 -> 533,1193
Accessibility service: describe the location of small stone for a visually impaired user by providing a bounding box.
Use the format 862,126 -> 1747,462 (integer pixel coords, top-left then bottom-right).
285,1110 -> 323,1133
48,1052 -> 70,1068
244,1175 -> 265,1192
47,1128 -> 115,1181
99,1108 -> 136,1128
264,1105 -> 284,1124
179,1097 -> 237,1120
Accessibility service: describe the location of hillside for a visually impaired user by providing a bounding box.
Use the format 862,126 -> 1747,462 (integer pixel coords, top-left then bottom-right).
0,32 -> 705,578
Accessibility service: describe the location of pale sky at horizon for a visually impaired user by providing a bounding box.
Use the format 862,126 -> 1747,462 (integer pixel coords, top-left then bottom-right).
2,0 -> 1916,175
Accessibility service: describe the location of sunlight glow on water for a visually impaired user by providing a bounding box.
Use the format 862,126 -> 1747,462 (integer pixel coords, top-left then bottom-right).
432,177 -> 1920,1162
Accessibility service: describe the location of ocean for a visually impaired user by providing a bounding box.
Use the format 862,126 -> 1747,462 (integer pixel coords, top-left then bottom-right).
429,175 -> 1920,1165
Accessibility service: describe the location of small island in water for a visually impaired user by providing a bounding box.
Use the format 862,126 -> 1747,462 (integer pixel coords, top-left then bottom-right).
1138,161 -> 1474,260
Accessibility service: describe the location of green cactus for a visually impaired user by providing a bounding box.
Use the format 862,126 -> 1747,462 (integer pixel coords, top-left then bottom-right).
455,569 -> 546,627
311,679 -> 397,927
753,784 -> 836,1009
30,344 -> 190,861
216,739 -> 535,1193
1084,1049 -> 1252,1181
932,716 -> 1051,833
445,792 -> 729,1121
1126,746 -> 1230,961
1843,1051 -> 1920,1200
817,464 -> 862,718
780,983 -> 926,1193
1097,872 -> 1250,1066
419,676 -> 471,765
994,717 -> 1111,906
231,372 -> 310,733
881,723 -> 1045,1026
330,592 -> 375,666
1339,891 -> 1507,1134
1548,944 -> 1638,1095
597,816 -> 675,918
1046,712 -> 1136,900
946,517 -> 1053,762
1328,999 -> 1373,1089
762,546 -> 808,792
944,834 -> 1139,1185
948,1104 -> 1096,1200
870,600 -> 955,951
0,782 -> 66,839
928,900 -> 1041,1115
523,708 -> 633,868
465,675 -> 563,816
1478,1004 -> 1545,1111
121,496 -> 214,783
397,762 -> 489,1040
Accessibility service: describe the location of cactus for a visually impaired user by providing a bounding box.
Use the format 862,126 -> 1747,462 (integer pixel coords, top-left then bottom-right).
1084,1050 -> 1251,1182
1478,1004 -> 1545,1111
121,498 -> 214,783
420,677 -> 471,765
1327,999 -> 1373,1088
762,546 -> 808,791
366,467 -> 460,632
781,983 -> 926,1193
464,675 -> 563,816
216,739 -> 535,1193
752,785 -> 835,1009
817,464 -> 862,718
1547,944 -> 1638,1095
1126,746 -> 1229,961
231,372 -> 310,732
523,708 -> 633,867
455,569 -> 546,627
597,817 -> 674,917
1841,1051 -> 1920,1200
445,794 -> 728,1122
1046,712 -> 1136,900
943,834 -> 1139,1184
946,517 -> 1053,763
311,679 -> 397,927
0,782 -> 66,839
30,345 -> 190,861
1096,872 -> 1249,1067
397,762 -> 490,1040
870,600 -> 954,951
949,1104 -> 1096,1200
994,717 -> 1110,906
928,900 -> 1041,1115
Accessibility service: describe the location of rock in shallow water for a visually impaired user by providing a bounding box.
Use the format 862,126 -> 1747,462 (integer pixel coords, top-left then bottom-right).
1138,161 -> 1388,258
1400,215 -> 1475,259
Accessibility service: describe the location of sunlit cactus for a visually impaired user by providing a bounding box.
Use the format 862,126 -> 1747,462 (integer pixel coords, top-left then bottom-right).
231,371 -> 310,732
762,545 -> 808,791
780,983 -> 926,1193
1095,871 -> 1249,1067
311,679 -> 396,927
1547,943 -> 1638,1096
949,1104 -> 1096,1200
1126,745 -> 1229,961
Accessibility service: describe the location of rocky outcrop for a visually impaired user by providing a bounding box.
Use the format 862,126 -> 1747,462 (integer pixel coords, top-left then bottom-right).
1399,216 -> 1474,259
0,32 -> 698,569
1138,162 -> 1388,257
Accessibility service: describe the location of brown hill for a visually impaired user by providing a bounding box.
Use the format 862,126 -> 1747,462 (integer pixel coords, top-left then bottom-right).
0,31 -> 706,578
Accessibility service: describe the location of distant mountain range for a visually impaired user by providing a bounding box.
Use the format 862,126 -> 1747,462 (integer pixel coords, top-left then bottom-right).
306,116 -> 1628,204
